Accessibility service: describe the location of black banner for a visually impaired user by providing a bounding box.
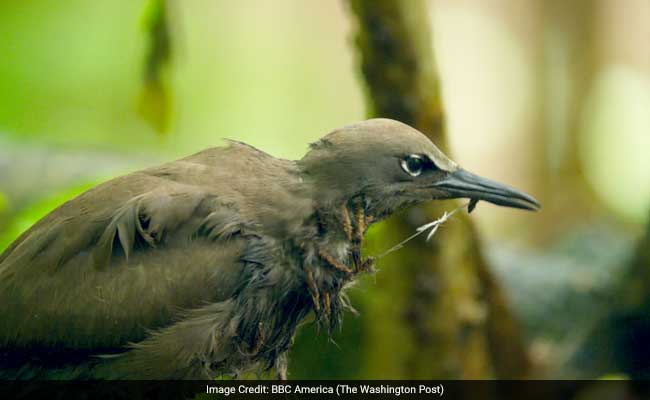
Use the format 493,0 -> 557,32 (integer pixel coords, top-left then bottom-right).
0,380 -> 647,400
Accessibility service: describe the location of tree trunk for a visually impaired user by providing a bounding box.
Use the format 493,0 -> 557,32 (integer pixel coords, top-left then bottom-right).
347,0 -> 532,379
537,0 -> 608,239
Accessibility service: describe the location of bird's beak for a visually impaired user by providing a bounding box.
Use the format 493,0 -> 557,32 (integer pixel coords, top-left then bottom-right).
435,169 -> 540,212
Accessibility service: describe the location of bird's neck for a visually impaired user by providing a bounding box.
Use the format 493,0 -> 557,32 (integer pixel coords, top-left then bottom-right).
306,195 -> 377,282
288,195 -> 376,333
314,196 -> 374,245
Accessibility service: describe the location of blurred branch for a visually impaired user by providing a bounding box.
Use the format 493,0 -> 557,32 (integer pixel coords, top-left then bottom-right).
348,0 -> 446,147
347,0 -> 532,379
137,0 -> 174,135
538,0 -> 611,234
545,0 -> 597,182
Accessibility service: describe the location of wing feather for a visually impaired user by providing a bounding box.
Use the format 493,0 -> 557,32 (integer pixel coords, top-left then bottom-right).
0,168 -> 251,350
0,144 -> 307,378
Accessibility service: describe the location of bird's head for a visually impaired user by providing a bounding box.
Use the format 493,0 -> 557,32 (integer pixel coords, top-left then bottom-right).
299,118 -> 539,219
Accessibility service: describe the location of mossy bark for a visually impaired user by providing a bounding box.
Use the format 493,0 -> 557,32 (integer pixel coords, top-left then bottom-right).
347,0 -> 532,379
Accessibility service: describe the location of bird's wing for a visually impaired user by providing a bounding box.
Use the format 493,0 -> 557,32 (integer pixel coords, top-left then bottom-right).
0,164 -> 259,351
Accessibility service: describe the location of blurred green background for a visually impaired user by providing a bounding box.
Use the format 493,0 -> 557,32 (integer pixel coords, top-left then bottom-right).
1,0 -> 649,382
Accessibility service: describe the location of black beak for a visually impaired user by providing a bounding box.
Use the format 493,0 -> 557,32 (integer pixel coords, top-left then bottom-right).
435,169 -> 540,212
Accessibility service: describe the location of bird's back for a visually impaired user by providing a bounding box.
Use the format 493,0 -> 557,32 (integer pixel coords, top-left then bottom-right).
0,142 -> 312,378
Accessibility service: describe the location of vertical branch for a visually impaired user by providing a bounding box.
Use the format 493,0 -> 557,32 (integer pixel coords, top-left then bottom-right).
349,0 -> 446,148
348,0 -> 532,379
536,0 -> 606,236
138,0 -> 174,135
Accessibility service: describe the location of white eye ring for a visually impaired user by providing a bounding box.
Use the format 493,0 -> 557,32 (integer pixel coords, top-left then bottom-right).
400,155 -> 424,177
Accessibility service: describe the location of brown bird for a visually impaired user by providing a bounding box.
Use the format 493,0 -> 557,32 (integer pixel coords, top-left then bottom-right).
0,119 -> 539,379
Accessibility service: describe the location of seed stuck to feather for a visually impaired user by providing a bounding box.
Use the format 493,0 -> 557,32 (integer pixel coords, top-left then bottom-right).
375,202 -> 468,259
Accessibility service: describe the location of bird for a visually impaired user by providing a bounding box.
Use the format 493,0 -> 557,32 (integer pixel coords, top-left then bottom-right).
0,118 -> 539,380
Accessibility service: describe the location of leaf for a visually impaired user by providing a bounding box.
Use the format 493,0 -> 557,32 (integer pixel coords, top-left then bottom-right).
597,373 -> 628,380
0,192 -> 7,214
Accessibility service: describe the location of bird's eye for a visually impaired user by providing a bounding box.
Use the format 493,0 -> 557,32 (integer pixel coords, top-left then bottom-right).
401,155 -> 425,177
